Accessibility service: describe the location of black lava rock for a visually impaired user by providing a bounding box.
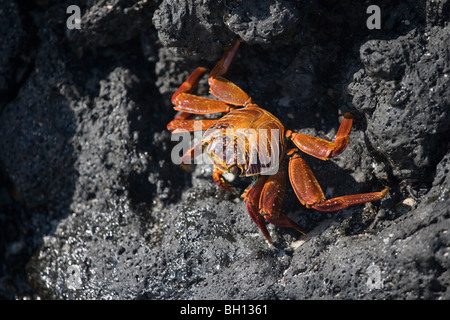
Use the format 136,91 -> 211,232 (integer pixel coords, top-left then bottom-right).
349,26 -> 449,183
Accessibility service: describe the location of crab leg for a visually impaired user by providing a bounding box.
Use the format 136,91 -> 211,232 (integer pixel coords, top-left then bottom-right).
206,38 -> 255,107
288,149 -> 388,211
209,38 -> 242,79
173,94 -> 234,114
208,77 -> 253,107
287,112 -> 353,160
168,83 -> 233,130
242,176 -> 273,242
176,142 -> 204,172
259,162 -> 306,238
168,93 -> 234,131
168,119 -> 219,133
172,67 -> 208,104
167,40 -> 246,130
168,67 -> 209,123
168,94 -> 232,131
311,188 -> 389,212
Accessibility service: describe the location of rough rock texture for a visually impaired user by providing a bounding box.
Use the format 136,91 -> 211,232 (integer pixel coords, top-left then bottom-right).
0,0 -> 29,110
0,0 -> 449,300
224,0 -> 301,44
153,0 -> 235,58
349,26 -> 449,183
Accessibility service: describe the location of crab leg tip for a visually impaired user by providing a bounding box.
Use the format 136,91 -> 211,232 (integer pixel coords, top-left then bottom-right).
343,112 -> 353,119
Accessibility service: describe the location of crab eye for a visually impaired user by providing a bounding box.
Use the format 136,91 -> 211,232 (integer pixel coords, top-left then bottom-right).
230,166 -> 241,175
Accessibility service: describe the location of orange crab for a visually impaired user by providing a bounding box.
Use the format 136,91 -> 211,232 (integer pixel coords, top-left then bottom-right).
167,39 -> 388,243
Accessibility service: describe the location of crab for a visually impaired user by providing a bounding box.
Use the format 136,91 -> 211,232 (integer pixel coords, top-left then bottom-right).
167,39 -> 388,243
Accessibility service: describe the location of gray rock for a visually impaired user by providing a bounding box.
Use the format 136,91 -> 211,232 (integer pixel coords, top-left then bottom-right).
426,0 -> 450,27
66,0 -> 159,49
348,26 -> 449,182
153,0 -> 235,58
0,0 -> 28,109
224,0 -> 300,44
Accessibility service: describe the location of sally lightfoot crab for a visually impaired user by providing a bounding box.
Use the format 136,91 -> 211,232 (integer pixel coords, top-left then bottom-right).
167,39 -> 388,243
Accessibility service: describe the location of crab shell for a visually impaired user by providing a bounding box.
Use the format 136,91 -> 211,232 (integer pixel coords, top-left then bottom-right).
202,107 -> 286,177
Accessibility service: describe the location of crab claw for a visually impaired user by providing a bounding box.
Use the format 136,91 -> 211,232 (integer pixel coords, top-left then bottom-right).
212,170 -> 233,193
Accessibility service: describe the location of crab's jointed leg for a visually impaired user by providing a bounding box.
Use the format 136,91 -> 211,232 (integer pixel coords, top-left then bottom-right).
167,68 -> 232,130
207,39 -> 256,108
167,38 -> 247,131
242,175 -> 272,243
171,67 -> 208,104
169,66 -> 209,123
176,142 -> 204,172
288,149 -> 388,211
208,77 -> 252,107
209,38 -> 243,79
168,119 -> 219,133
173,94 -> 234,115
287,112 -> 353,160
311,188 -> 389,212
258,161 -> 306,238
243,163 -> 307,243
